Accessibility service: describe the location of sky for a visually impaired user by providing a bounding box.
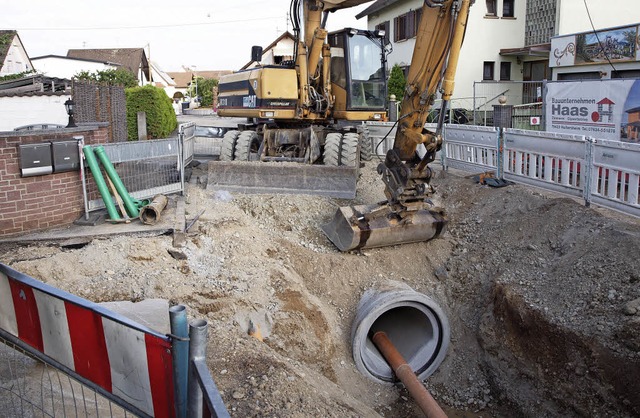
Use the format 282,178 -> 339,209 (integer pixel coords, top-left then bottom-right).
2,0 -> 372,73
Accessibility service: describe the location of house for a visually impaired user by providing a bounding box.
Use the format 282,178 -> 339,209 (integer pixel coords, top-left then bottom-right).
166,69 -> 232,101
240,31 -> 295,70
355,0 -> 527,104
66,48 -> 150,85
149,61 -> 178,98
0,30 -> 34,76
31,54 -> 121,79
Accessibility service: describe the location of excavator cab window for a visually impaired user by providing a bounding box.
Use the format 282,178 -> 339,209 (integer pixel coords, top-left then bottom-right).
329,29 -> 387,111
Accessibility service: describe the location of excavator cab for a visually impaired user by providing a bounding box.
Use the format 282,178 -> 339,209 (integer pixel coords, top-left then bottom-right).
328,28 -> 387,120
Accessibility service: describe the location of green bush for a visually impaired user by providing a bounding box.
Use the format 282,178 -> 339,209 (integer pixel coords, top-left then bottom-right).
387,64 -> 406,100
189,77 -> 219,107
74,68 -> 138,88
125,85 -> 177,140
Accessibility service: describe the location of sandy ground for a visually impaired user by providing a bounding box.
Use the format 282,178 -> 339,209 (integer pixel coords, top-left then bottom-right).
1,154 -> 639,417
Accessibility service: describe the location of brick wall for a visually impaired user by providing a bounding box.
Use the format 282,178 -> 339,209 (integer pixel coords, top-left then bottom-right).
0,125 -> 109,237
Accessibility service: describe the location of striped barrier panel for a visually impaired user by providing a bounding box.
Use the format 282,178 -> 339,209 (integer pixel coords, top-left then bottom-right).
590,139 -> 640,217
503,129 -> 587,199
0,263 -> 176,418
442,125 -> 500,174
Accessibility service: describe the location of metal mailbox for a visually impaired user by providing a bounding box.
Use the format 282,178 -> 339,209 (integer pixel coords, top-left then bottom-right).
19,143 -> 53,177
51,140 -> 80,172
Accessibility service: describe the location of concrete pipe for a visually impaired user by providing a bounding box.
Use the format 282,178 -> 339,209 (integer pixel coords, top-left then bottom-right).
139,194 -> 168,225
351,281 -> 450,384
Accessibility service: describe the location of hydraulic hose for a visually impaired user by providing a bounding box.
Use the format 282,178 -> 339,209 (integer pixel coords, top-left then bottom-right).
82,145 -> 120,221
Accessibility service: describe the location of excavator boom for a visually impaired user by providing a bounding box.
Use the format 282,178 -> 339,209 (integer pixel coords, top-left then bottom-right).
324,0 -> 472,251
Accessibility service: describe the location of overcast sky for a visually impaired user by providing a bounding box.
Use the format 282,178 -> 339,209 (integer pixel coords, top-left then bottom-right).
3,0 -> 372,73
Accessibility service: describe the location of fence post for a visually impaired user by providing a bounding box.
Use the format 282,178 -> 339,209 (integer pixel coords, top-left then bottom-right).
187,319 -> 208,418
583,136 -> 595,207
170,305 -> 189,418
497,128 -> 504,179
440,124 -> 447,171
542,79 -> 548,132
178,126 -> 185,196
76,136 -> 89,221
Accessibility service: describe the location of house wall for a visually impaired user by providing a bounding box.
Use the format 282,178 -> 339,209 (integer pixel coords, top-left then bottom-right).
0,126 -> 109,237
364,0 -> 526,103
31,57 -> 118,79
556,0 -> 639,35
0,93 -> 71,131
0,36 -> 33,76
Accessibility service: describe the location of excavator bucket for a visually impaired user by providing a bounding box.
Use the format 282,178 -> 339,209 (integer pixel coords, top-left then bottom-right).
322,203 -> 448,252
206,161 -> 358,199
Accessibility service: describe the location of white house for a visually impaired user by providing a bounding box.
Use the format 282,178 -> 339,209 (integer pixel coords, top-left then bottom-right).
356,0 -> 527,105
0,30 -> 34,76
241,32 -> 296,70
30,55 -> 120,79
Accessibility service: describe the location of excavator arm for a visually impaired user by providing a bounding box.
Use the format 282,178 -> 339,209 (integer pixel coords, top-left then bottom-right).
323,0 -> 473,251
383,0 -> 471,204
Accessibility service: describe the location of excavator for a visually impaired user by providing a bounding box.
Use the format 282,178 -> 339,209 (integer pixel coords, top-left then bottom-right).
214,0 -> 472,251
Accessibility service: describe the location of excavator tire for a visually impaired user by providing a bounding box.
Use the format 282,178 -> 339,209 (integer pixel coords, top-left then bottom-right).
221,130 -> 240,161
324,133 -> 342,166
235,131 -> 260,161
358,126 -> 373,161
341,133 -> 360,167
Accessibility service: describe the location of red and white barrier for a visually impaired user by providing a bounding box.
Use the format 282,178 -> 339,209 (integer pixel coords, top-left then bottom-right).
0,266 -> 175,418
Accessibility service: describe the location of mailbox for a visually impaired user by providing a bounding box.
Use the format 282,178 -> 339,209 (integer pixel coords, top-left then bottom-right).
19,143 -> 53,177
51,140 -> 80,172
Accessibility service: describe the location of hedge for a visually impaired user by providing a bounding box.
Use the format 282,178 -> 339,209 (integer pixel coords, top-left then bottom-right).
125,85 -> 177,140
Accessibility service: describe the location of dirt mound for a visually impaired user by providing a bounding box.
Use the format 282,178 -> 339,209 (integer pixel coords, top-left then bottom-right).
1,160 -> 638,417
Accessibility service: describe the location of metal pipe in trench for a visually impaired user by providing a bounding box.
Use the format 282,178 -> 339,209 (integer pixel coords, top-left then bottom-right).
372,331 -> 447,418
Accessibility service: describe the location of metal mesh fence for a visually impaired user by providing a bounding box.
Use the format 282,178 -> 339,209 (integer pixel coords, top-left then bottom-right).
0,335 -> 134,417
473,81 -> 545,126
84,139 -> 182,213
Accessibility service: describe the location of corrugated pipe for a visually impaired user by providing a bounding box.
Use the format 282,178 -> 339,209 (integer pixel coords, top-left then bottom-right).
82,146 -> 120,221
94,146 -> 140,218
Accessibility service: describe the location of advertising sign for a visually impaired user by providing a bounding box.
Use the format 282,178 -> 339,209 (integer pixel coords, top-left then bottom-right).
546,79 -> 640,141
551,23 -> 640,67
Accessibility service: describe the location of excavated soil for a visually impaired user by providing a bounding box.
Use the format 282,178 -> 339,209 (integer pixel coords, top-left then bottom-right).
1,159 -> 639,418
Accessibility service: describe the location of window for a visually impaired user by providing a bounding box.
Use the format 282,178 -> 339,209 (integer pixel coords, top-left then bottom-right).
485,0 -> 497,16
375,20 -> 390,45
502,0 -> 514,17
500,62 -> 511,80
393,9 -> 422,42
483,61 -> 495,80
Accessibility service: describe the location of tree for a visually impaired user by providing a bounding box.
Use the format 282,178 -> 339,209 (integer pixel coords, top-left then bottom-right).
74,68 -> 138,88
187,77 -> 219,107
387,64 -> 406,100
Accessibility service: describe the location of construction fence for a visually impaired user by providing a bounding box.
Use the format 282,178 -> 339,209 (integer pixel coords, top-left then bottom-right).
0,263 -> 229,418
364,122 -> 640,218
81,124 -> 196,218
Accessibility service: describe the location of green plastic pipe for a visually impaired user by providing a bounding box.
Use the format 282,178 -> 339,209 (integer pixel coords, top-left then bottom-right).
82,145 -> 121,221
94,146 -> 140,218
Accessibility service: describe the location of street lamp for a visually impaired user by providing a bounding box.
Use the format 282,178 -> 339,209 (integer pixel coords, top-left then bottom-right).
64,98 -> 77,128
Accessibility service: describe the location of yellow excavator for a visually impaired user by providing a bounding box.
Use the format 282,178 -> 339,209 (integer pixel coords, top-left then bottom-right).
215,0 -> 472,251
